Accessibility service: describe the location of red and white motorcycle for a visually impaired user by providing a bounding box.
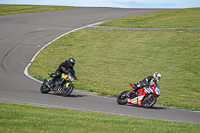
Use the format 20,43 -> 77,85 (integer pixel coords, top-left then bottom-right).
117,83 -> 160,108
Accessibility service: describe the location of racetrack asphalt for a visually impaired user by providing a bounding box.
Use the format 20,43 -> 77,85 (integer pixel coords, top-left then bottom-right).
0,8 -> 199,123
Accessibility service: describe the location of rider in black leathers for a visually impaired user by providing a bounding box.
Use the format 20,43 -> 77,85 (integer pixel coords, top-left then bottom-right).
49,58 -> 75,85
127,72 -> 161,97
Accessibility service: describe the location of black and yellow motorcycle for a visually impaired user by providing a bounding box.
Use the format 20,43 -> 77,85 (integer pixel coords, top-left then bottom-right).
40,69 -> 77,97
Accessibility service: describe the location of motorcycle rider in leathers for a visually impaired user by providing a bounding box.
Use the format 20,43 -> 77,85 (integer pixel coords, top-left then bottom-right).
49,58 -> 76,86
126,72 -> 161,97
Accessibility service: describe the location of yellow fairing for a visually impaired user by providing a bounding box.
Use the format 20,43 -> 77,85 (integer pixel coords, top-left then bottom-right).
61,73 -> 70,87
61,73 -> 69,79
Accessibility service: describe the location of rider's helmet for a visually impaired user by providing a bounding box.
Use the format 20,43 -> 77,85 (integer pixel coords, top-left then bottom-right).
153,72 -> 161,82
68,58 -> 75,67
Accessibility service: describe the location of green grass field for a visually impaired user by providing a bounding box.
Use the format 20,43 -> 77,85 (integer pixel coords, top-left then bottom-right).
0,4 -> 85,16
98,8 -> 200,28
1,102 -> 199,133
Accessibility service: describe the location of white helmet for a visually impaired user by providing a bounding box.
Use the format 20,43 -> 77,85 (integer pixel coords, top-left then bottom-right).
153,72 -> 161,82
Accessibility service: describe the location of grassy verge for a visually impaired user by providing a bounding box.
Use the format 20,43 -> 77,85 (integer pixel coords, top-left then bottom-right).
0,102 -> 199,133
98,8 -> 200,28
0,4 -> 85,16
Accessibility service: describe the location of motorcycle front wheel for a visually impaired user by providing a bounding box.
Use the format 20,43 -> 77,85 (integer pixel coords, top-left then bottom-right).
40,82 -> 50,94
117,91 -> 128,105
142,94 -> 157,108
61,84 -> 73,97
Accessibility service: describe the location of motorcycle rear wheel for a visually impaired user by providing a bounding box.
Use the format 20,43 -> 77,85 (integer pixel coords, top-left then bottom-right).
142,94 -> 157,108
117,91 -> 128,105
61,84 -> 73,97
40,82 -> 50,94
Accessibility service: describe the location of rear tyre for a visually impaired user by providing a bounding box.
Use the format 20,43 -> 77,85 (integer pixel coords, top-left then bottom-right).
142,94 -> 157,108
61,84 -> 73,97
40,82 -> 50,94
117,91 -> 128,105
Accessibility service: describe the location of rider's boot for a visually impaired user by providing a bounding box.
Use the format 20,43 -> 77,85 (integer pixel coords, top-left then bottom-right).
126,92 -> 130,97
126,87 -> 137,97
126,89 -> 134,97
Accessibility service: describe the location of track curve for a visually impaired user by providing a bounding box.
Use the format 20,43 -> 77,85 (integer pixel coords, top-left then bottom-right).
0,8 -> 199,123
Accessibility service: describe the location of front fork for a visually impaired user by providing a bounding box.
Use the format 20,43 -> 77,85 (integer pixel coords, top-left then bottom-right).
58,80 -> 71,94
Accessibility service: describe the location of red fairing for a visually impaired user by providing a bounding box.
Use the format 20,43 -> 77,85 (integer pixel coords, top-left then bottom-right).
150,85 -> 159,97
138,99 -> 142,106
138,88 -> 144,96
117,82 -> 160,108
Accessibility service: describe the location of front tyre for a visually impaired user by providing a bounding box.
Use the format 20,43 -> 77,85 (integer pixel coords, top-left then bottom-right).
40,82 -> 50,94
61,84 -> 73,97
117,91 -> 128,105
142,94 -> 157,108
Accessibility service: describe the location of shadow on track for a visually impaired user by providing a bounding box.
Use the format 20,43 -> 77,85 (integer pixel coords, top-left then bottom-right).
47,92 -> 87,98
126,104 -> 167,110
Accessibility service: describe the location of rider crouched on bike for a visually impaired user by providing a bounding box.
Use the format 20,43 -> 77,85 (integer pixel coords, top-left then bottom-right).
49,58 -> 75,85
126,72 -> 161,97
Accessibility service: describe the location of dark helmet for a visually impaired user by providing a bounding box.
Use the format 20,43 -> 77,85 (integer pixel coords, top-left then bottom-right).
68,58 -> 75,67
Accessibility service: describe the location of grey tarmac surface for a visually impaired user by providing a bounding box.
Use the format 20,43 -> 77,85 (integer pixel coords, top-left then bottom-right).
0,8 -> 199,123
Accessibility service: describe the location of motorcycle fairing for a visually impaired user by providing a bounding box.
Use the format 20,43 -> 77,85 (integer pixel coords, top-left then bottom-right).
61,73 -> 69,79
144,87 -> 153,93
154,87 -> 160,96
61,73 -> 72,88
144,85 -> 160,97
127,95 -> 145,104
126,87 -> 154,106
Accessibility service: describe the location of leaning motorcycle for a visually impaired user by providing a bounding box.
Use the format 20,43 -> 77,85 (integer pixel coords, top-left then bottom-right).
117,83 -> 160,108
40,69 -> 76,97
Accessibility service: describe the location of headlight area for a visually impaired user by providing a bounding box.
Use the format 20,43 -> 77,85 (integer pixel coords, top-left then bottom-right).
70,76 -> 74,82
